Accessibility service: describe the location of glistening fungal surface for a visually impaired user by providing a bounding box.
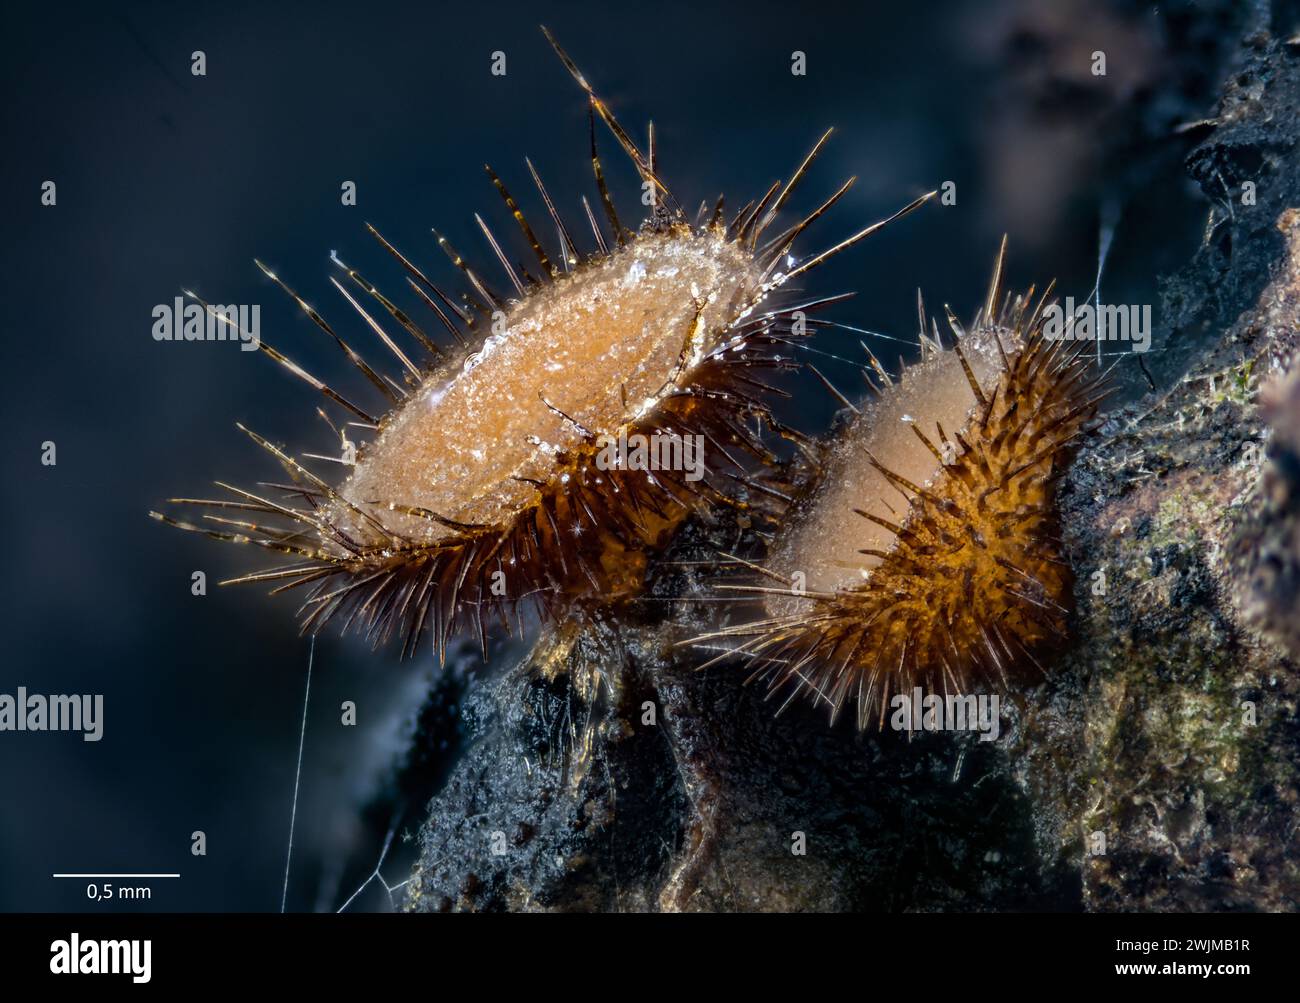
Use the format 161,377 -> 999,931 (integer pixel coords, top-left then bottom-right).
335,230 -> 762,543
152,28 -> 934,660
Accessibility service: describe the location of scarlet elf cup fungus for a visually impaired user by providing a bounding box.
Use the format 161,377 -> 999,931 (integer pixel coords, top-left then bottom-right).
151,27 -> 936,663
690,241 -> 1111,730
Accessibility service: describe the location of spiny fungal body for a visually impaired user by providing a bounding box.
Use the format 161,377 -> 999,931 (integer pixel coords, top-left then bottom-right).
694,242 -> 1110,729
152,27 -> 934,663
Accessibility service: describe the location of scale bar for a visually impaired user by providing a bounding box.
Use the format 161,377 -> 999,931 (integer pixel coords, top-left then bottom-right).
53,874 -> 180,879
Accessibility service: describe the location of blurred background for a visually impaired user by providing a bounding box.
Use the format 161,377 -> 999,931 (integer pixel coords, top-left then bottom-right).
0,0 -> 1248,910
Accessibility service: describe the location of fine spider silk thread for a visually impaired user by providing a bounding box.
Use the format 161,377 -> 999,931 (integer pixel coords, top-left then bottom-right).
689,241 -> 1112,730
151,27 -> 935,664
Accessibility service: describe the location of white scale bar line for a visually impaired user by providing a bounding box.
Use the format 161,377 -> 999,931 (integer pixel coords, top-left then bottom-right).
53,874 -> 180,879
